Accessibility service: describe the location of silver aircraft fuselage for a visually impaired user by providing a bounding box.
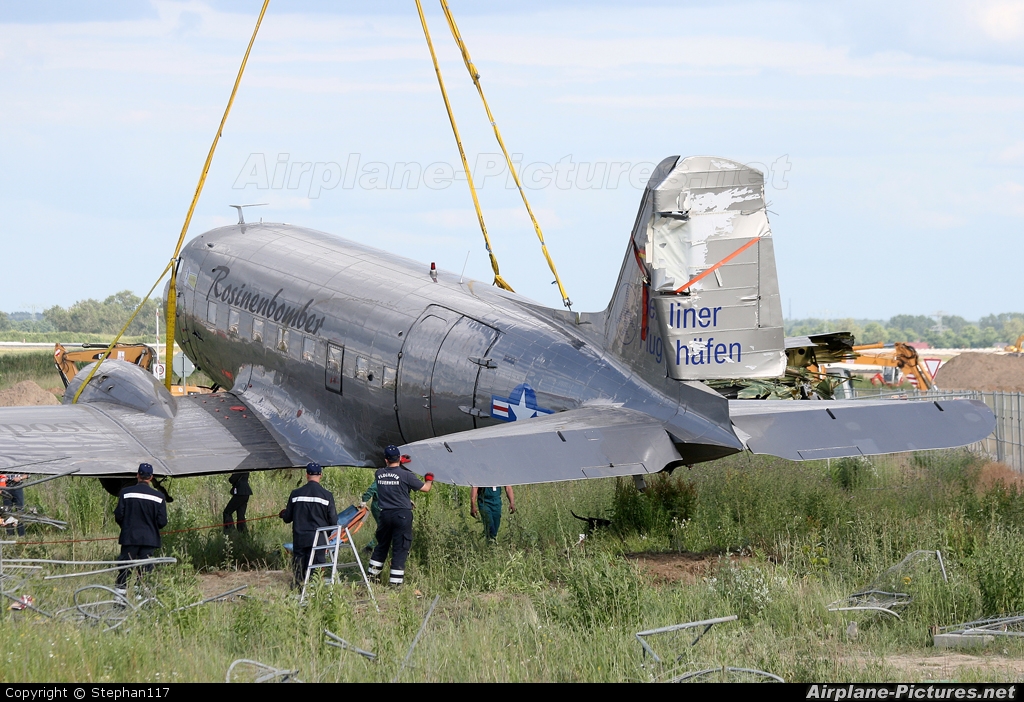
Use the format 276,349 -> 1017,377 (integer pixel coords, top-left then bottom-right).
174,223 -> 742,469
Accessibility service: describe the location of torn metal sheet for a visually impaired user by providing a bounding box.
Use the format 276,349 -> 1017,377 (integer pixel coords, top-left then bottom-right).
644,157 -> 784,381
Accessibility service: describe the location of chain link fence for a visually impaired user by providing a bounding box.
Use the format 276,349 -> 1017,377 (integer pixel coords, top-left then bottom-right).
851,388 -> 1024,473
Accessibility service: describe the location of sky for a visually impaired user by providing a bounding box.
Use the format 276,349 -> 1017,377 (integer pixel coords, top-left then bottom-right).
1,0 -> 1022,320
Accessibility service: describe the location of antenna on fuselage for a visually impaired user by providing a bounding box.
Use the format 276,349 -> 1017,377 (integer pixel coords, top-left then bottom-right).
229,203 -> 269,225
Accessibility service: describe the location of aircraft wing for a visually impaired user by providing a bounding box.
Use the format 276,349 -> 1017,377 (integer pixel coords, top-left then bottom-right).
0,390 -> 291,477
401,404 -> 683,486
729,398 -> 994,460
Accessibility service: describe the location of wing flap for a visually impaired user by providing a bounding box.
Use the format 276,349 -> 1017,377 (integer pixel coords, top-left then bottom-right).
729,398 -> 994,461
401,405 -> 682,486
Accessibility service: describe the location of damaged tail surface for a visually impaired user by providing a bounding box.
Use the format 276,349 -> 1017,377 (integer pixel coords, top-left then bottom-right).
603,156 -> 785,386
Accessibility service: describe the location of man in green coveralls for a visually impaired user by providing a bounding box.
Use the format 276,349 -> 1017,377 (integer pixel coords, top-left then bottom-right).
470,486 -> 515,541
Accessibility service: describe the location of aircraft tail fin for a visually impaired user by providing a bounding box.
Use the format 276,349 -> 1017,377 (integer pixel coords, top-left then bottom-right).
603,156 -> 785,386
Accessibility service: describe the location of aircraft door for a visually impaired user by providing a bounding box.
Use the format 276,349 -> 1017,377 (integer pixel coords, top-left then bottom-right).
396,309 -> 458,442
429,317 -> 499,436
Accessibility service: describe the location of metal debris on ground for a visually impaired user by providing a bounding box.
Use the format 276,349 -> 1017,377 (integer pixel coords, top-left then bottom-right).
170,585 -> 248,613
226,659 -> 302,683
827,550 -> 948,620
392,594 -> 440,683
324,629 -> 377,660
0,539 -> 41,596
636,615 -> 739,663
59,585 -> 142,631
6,557 -> 180,580
0,509 -> 68,530
1,590 -> 52,618
668,665 -> 785,683
56,580 -> 248,631
935,614 -> 1024,648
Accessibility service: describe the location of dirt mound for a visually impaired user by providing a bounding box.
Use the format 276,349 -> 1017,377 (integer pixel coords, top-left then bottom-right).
0,380 -> 60,407
933,353 -> 1024,392
626,551 -> 749,584
975,462 -> 1024,494
198,569 -> 291,598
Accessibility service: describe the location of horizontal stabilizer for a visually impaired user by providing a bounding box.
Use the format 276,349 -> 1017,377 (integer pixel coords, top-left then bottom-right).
401,405 -> 683,486
729,398 -> 994,460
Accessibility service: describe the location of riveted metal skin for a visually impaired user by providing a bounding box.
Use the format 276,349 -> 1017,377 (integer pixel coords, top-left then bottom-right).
0,155 -> 995,484
175,220 -> 746,475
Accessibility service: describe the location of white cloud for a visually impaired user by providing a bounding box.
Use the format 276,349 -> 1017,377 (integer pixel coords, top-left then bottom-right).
974,0 -> 1024,41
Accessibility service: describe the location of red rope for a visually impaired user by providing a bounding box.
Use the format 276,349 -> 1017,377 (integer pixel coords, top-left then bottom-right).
12,513 -> 281,546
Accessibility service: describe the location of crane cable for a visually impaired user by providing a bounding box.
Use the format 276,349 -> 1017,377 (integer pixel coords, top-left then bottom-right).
438,0 -> 572,310
163,0 -> 271,391
414,0 -> 513,292
72,0 -> 271,400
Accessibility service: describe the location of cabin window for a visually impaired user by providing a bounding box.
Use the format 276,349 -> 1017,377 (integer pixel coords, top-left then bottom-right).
382,365 -> 397,390
228,309 -> 240,336
302,336 -> 316,362
355,356 -> 369,380
251,318 -> 264,343
277,327 -> 289,354
326,343 -> 343,394
207,302 -> 217,326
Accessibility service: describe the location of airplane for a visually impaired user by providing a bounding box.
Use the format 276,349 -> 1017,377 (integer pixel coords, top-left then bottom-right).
0,156 -> 995,493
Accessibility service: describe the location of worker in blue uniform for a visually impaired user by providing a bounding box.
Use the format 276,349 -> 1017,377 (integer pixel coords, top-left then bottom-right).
113,463 -> 168,594
223,471 -> 252,533
470,485 -> 516,541
280,462 -> 338,587
367,446 -> 432,586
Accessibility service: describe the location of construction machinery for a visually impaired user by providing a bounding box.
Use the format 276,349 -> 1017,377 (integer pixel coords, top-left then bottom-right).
53,343 -> 209,396
846,342 -> 935,390
1005,334 -> 1024,354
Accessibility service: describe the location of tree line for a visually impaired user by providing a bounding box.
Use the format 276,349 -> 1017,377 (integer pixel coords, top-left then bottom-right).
786,313 -> 1024,349
2,294 -> 1022,349
0,292 -> 160,337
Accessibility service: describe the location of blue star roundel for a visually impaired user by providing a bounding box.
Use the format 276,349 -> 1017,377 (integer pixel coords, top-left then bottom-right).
490,383 -> 553,422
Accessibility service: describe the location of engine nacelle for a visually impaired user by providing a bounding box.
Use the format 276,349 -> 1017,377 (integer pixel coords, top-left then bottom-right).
64,360 -> 177,419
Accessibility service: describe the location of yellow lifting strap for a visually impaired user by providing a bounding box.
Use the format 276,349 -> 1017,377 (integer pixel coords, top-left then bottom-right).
414,0 -> 513,293
163,0 -> 271,391
72,0 -> 270,401
438,0 -> 572,310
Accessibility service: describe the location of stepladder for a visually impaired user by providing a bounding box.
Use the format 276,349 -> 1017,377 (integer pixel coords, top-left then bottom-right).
299,505 -> 378,611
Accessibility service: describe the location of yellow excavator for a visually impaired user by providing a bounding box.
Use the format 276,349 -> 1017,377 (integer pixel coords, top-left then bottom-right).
53,343 -> 210,396
847,341 -> 936,390
1005,334 -> 1024,354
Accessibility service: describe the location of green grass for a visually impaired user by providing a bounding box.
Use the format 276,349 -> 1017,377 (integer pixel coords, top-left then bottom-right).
0,349 -> 213,393
2,452 -> 1023,682
0,350 -> 62,392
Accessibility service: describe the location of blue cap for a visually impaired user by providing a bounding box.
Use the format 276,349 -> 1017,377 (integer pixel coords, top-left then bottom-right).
138,463 -> 154,477
306,462 -> 322,475
384,445 -> 401,460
